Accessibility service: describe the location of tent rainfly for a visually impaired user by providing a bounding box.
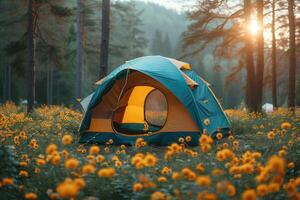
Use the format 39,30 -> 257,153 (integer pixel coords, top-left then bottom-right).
79,56 -> 230,145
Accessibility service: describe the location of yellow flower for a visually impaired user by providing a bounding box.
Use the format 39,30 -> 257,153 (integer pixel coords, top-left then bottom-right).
157,176 -> 167,182
267,131 -> 275,140
216,132 -> 223,140
281,122 -> 291,129
200,143 -> 211,153
212,168 -> 224,176
232,140 -> 239,148
96,155 -> 105,162
168,143 -> 182,152
29,139 -> 38,148
228,135 -> 234,141
24,192 -> 38,200
178,137 -> 184,143
34,168 -> 40,174
203,118 -> 210,126
62,134 -> 73,145
97,167 -> 116,178
242,189 -> 256,200
61,150 -> 69,158
135,138 -> 147,148
185,136 -> 192,142
65,158 -> 79,170
144,153 -> 157,167
151,191 -> 165,200
181,167 -> 195,180
196,163 -> 205,172
46,144 -> 58,155
14,136 -> 20,145
278,150 -> 287,157
161,167 -> 172,175
89,145 -> 100,155
19,170 -> 29,177
133,182 -> 143,192
196,175 -> 211,186
115,160 -> 122,168
51,155 -> 61,165
82,164 -> 95,174
36,159 -> 46,166
171,172 -> 181,180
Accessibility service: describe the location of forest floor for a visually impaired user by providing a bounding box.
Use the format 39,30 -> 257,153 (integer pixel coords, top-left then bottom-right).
0,102 -> 299,200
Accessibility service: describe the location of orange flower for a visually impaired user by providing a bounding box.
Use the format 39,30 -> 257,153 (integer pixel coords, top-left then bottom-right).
171,172 -> 181,180
144,153 -> 157,167
151,191 -> 165,200
227,184 -> 236,197
19,170 -> 29,177
133,183 -> 143,192
65,158 -> 79,169
62,134 -> 73,145
36,159 -> 46,166
287,162 -> 295,169
89,145 -> 100,155
2,178 -> 14,185
196,175 -> 211,186
196,163 -> 205,172
281,122 -> 291,129
51,155 -> 61,165
267,131 -> 275,140
157,176 -> 167,182
97,167 -> 116,178
242,189 -> 256,200
216,132 -> 223,140
278,150 -> 287,157
24,192 -> 38,200
46,144 -> 58,155
19,161 -> 28,167
82,164 -> 95,174
161,167 -> 172,175
185,136 -> 192,142
56,179 -> 80,198
74,178 -> 85,189
96,155 -> 105,162
256,184 -> 268,197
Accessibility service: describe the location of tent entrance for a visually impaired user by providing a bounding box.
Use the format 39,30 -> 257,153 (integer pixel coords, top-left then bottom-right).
112,86 -> 168,135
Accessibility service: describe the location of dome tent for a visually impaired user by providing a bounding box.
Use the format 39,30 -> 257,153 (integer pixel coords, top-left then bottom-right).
79,56 -> 230,145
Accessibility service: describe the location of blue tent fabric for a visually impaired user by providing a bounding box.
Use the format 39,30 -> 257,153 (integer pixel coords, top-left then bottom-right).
79,56 -> 230,145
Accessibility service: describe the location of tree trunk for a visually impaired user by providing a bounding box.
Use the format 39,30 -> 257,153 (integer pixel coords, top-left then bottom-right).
27,0 -> 35,113
288,0 -> 296,111
76,0 -> 83,99
271,0 -> 277,108
244,0 -> 256,112
99,0 -> 110,79
46,57 -> 53,105
256,0 -> 264,112
47,59 -> 50,105
4,64 -> 12,101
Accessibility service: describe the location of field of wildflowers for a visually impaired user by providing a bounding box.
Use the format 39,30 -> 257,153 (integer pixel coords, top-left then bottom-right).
0,102 -> 299,200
